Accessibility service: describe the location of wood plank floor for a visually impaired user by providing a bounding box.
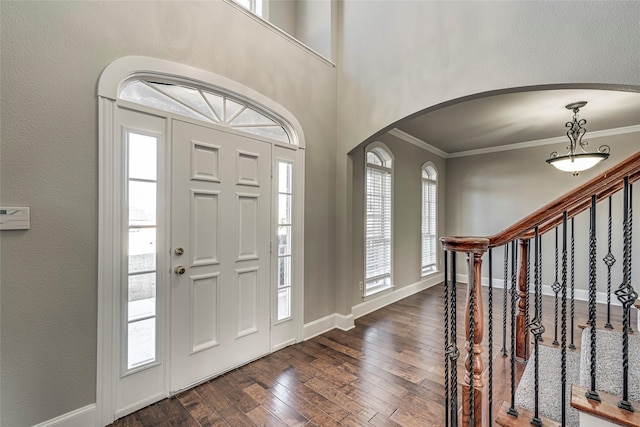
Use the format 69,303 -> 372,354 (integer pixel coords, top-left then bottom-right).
111,283 -> 625,427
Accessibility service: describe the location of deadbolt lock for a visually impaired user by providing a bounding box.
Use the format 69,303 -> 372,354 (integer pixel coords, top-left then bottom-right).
174,266 -> 186,275
174,247 -> 184,256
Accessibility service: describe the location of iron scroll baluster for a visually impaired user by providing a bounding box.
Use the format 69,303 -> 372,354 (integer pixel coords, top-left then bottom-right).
524,243 -> 530,363
529,228 -> 544,427
552,227 -> 561,346
468,253 -> 475,427
488,248 -> 494,427
586,195 -> 601,402
570,217 -> 576,350
561,212 -> 568,426
507,240 -> 519,417
616,177 -> 637,412
444,250 -> 450,427
450,252 -> 460,424
604,196 -> 616,329
502,245 -> 508,355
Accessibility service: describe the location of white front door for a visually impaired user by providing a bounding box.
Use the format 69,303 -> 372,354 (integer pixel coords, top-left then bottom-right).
169,120 -> 272,392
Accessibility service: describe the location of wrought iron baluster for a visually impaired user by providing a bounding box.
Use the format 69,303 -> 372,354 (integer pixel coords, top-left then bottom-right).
529,228 -> 544,427
604,196 -> 615,329
561,212 -> 568,426
629,183 -> 634,333
502,245 -> 508,355
507,240 -> 519,417
538,236 -> 544,342
488,248 -> 494,427
468,253 -> 475,427
444,250 -> 450,427
570,217 -> 576,349
586,195 -> 601,402
450,252 -> 460,424
524,243 -> 530,363
616,177 -> 637,412
553,227 -> 561,346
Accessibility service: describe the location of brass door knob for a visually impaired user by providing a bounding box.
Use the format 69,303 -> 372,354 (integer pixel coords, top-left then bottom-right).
174,266 -> 186,275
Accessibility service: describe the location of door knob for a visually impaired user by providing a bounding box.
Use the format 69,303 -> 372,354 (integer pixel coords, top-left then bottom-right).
174,247 -> 184,255
174,266 -> 186,275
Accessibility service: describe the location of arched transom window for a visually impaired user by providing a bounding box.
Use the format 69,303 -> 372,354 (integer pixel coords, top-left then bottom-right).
365,144 -> 393,297
421,163 -> 437,276
120,80 -> 293,144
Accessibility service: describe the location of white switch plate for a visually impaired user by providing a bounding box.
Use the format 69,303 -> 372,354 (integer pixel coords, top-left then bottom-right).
0,207 -> 30,230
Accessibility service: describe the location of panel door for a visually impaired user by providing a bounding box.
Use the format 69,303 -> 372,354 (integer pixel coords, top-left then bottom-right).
170,120 -> 271,392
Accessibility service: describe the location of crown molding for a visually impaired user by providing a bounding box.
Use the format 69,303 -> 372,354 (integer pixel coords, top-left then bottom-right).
390,125 -> 640,159
388,128 -> 449,158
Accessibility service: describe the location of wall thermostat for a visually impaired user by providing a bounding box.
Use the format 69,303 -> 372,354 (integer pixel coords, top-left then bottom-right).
0,207 -> 30,230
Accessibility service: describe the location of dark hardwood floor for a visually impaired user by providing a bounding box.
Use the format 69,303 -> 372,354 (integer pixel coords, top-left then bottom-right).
111,283 -> 625,427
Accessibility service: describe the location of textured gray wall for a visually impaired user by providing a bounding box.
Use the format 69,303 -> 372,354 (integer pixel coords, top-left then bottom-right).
0,2 -> 336,425
333,0 -> 640,316
445,134 -> 640,292
349,134 -> 446,307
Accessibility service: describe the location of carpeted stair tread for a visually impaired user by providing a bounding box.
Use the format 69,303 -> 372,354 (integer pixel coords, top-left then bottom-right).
514,345 -> 581,427
580,327 -> 640,402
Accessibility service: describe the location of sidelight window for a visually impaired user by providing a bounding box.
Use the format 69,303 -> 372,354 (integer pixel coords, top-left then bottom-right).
125,132 -> 159,371
277,161 -> 293,320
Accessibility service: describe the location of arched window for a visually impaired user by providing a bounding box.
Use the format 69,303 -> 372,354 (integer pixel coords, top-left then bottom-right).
421,163 -> 438,276
365,143 -> 393,296
120,80 -> 293,144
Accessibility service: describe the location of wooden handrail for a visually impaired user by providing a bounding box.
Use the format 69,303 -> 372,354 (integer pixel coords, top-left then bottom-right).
439,151 -> 639,426
489,151 -> 640,248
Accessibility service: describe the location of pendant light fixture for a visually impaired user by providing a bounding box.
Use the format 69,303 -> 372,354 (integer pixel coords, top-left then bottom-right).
546,101 -> 610,176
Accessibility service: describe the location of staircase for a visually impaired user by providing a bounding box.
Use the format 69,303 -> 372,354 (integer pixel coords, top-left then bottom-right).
510,328 -> 640,426
440,151 -> 640,426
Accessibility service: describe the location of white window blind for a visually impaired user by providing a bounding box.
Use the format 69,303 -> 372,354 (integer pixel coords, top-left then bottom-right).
421,165 -> 437,276
365,148 -> 392,296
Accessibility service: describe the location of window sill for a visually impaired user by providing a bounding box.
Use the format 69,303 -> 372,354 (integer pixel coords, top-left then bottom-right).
420,269 -> 439,279
363,285 -> 395,302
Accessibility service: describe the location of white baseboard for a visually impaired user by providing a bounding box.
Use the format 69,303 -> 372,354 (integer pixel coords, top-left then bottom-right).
32,404 -> 96,427
303,274 -> 443,340
335,313 -> 356,331
456,274 -> 622,307
352,273 -> 443,320
303,312 -> 355,340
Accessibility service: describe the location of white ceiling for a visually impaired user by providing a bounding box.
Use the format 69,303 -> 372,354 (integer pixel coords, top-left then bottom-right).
395,89 -> 640,155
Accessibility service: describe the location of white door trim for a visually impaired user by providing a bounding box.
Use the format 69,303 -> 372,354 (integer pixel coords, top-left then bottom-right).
97,56 -> 306,426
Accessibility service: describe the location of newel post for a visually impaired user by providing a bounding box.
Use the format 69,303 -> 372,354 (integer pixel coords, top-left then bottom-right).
441,237 -> 489,427
516,239 -> 530,359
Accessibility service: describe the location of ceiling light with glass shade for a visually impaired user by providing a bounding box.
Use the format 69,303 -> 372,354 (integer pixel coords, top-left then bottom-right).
546,101 -> 610,176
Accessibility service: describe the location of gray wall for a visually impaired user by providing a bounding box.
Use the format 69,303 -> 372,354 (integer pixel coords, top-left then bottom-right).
446,133 -> 640,292
334,0 -> 640,315
269,0 -> 334,60
269,0 -> 297,36
0,2 -> 337,426
349,134 -> 446,307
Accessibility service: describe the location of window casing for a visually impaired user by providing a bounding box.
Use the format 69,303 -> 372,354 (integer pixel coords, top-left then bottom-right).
421,164 -> 437,276
365,145 -> 393,297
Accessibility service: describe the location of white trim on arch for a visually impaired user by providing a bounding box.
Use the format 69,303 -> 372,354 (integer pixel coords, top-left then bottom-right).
98,56 -> 305,148
97,56 -> 306,426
